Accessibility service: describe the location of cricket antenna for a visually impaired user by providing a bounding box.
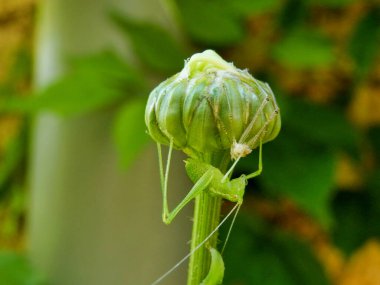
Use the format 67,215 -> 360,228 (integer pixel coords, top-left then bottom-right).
150,203 -> 240,285
221,203 -> 241,254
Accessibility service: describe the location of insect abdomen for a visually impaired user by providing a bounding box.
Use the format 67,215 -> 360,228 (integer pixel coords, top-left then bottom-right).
185,159 -> 224,184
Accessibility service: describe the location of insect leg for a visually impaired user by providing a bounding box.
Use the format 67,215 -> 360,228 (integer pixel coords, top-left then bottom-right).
221,156 -> 241,182
157,141 -> 215,225
245,140 -> 263,180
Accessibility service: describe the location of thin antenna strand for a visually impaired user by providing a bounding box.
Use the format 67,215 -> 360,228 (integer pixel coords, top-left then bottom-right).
221,203 -> 241,254
150,203 -> 240,285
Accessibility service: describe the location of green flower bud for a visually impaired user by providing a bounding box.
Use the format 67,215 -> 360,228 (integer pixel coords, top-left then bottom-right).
145,50 -> 281,160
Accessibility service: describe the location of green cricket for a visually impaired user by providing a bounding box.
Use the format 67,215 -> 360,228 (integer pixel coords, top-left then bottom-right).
146,50 -> 281,285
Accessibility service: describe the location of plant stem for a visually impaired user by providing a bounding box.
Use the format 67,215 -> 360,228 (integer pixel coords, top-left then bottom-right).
187,153 -> 230,285
187,193 -> 222,284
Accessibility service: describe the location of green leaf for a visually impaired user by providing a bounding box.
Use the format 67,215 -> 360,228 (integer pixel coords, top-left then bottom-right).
0,251 -> 46,285
2,52 -> 144,116
2,48 -> 32,90
225,0 -> 281,16
307,0 -> 357,7
368,127 -> 380,161
260,131 -> 336,226
200,248 -> 224,285
282,96 -> 360,152
222,215 -> 330,285
113,99 -> 149,168
332,166 -> 380,255
176,0 -> 245,46
111,12 -> 186,73
349,8 -> 380,79
368,168 -> 380,198
0,131 -> 25,196
278,0 -> 308,31
272,28 -> 335,69
332,190 -> 380,255
332,192 -> 368,254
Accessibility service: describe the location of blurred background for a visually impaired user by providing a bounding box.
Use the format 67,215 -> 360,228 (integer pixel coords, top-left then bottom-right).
0,0 -> 380,284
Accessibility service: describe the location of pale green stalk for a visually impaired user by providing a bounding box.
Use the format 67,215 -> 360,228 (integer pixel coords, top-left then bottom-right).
187,154 -> 230,285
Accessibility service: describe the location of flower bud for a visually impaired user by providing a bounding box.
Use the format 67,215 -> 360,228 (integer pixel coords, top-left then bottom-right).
145,50 -> 281,160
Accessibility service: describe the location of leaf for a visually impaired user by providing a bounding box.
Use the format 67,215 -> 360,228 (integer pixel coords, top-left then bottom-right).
332,190 -> 380,255
200,248 -> 224,285
222,215 -> 330,285
0,131 -> 25,197
332,165 -> 380,255
272,28 -> 335,69
278,0 -> 308,30
307,0 -> 358,7
282,96 -> 360,152
368,126 -> 380,161
113,99 -> 149,168
368,168 -> 380,195
225,0 -> 281,16
111,12 -> 186,74
2,52 -> 144,116
3,48 -> 32,89
176,0 -> 245,46
0,251 -> 46,285
349,8 -> 380,79
260,131 -> 336,226
0,48 -> 32,99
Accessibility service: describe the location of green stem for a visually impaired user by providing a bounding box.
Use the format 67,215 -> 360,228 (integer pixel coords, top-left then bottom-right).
187,153 -> 229,285
188,194 -> 222,284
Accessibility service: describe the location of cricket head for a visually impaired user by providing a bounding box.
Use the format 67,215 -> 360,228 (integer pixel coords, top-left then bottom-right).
228,177 -> 246,204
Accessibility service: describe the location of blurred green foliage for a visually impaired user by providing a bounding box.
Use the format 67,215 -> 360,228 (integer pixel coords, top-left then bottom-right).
221,215 -> 330,285
1,0 -> 380,284
273,28 -> 335,69
0,251 -> 46,285
261,131 -> 336,227
113,99 -> 149,168
2,52 -> 145,116
0,131 -> 25,198
111,12 -> 188,74
349,7 -> 380,79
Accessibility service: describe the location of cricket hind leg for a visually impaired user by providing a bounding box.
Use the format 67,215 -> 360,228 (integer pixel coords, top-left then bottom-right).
156,141 -> 215,225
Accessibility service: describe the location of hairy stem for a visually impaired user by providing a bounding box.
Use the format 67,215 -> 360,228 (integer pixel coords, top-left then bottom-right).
187,154 -> 229,285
